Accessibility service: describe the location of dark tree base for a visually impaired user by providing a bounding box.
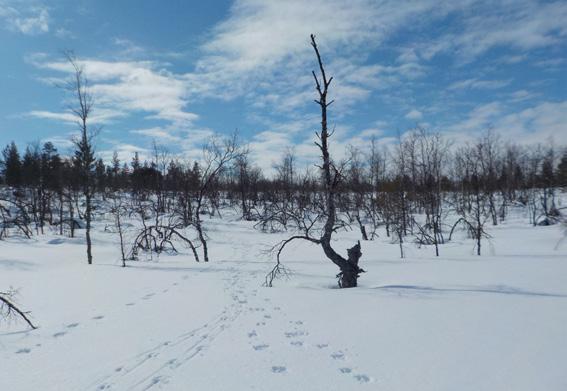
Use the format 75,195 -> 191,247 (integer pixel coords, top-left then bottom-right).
337,241 -> 364,288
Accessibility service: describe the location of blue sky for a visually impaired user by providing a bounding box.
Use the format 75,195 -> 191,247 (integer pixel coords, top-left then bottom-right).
1,0 -> 566,169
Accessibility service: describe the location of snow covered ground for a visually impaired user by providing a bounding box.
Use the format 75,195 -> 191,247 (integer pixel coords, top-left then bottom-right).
1,209 -> 567,391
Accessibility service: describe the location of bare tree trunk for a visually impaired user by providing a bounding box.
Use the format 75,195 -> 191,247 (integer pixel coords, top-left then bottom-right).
85,188 -> 93,264
311,34 -> 364,288
65,52 -> 96,265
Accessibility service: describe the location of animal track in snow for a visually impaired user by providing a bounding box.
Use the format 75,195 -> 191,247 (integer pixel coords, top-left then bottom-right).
285,330 -> 307,338
66,322 -> 79,328
15,348 -> 31,354
331,351 -> 345,360
271,366 -> 286,373
253,344 -> 269,351
248,330 -> 257,338
53,331 -> 67,338
92,315 -> 105,320
316,343 -> 329,349
354,374 -> 371,383
339,367 -> 352,373
290,341 -> 303,347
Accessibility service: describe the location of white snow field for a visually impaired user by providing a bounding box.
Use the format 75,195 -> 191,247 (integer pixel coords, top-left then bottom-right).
1,209 -> 567,391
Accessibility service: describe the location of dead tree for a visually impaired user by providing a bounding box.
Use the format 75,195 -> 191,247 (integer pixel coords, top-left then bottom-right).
65,52 -> 96,265
452,144 -> 492,255
0,195 -> 33,239
0,289 -> 36,329
266,35 -> 365,288
193,134 -> 243,262
109,193 -> 127,267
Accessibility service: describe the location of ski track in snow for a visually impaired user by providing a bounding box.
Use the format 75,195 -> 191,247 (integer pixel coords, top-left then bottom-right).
91,267 -> 248,390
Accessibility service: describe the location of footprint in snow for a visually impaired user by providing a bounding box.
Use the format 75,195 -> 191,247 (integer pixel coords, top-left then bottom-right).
253,344 -> 269,351
316,343 -> 329,349
125,302 -> 136,306
248,330 -> 257,338
285,330 -> 307,338
92,315 -> 105,320
290,341 -> 303,347
53,331 -> 67,338
263,314 -> 271,319
331,352 -> 345,360
148,376 -> 165,387
339,367 -> 352,374
167,359 -> 177,367
271,366 -> 287,373
66,323 -> 79,328
354,374 -> 371,383
16,348 -> 31,354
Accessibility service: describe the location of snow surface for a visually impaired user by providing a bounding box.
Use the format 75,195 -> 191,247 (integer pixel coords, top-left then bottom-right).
1,209 -> 567,390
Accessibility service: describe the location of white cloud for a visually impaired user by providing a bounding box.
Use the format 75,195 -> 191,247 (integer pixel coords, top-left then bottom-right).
185,0 -> 451,111
493,101 -> 567,145
448,102 -> 503,135
444,101 -> 567,145
130,127 -> 180,141
29,110 -> 76,124
14,7 -> 49,34
0,2 -> 49,35
54,27 -> 74,39
405,109 -> 423,120
509,89 -> 539,102
30,58 -> 198,133
417,0 -> 567,63
29,108 -> 125,125
449,78 -> 512,90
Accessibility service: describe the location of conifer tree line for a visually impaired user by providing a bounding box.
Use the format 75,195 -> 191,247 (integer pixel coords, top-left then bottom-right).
1,129 -> 566,253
